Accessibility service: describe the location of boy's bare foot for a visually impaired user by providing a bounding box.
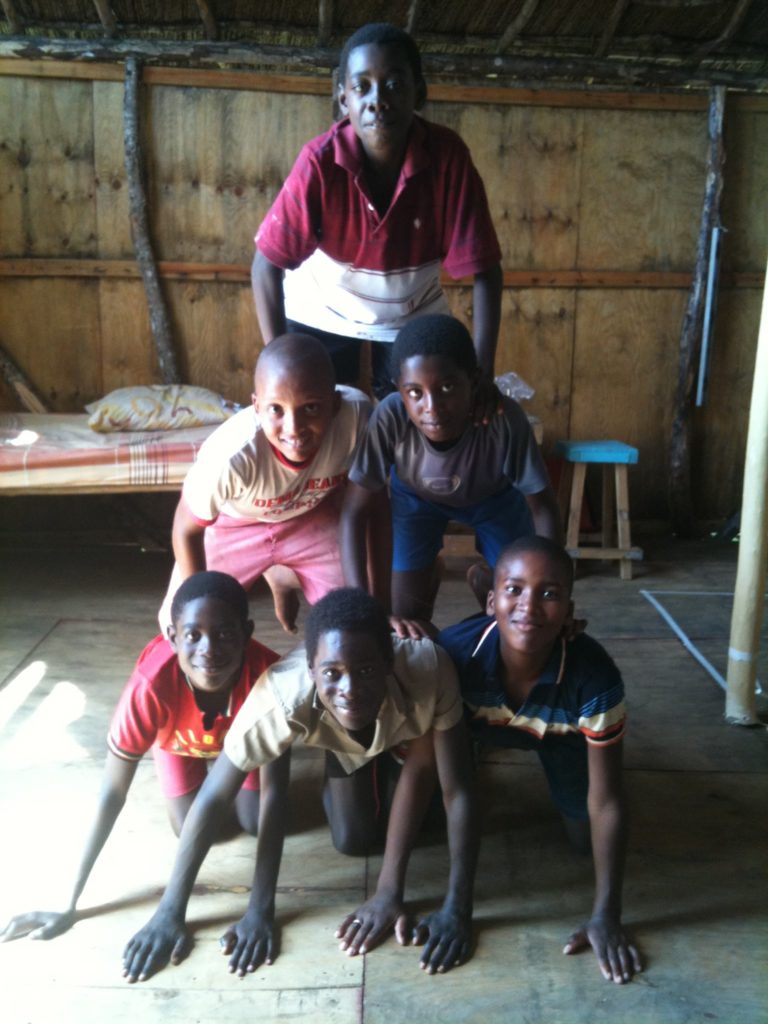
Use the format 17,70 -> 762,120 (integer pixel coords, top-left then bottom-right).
263,565 -> 301,633
466,562 -> 492,610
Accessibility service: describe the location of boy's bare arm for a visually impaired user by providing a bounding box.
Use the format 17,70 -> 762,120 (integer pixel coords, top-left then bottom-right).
122,753 -> 247,983
0,752 -> 138,943
336,730 -> 440,958
412,719 -> 478,972
251,250 -> 287,345
219,749 -> 292,976
471,263 -> 502,378
172,499 -> 208,579
337,721 -> 477,974
339,481 -> 379,592
563,740 -> 642,983
525,486 -> 564,544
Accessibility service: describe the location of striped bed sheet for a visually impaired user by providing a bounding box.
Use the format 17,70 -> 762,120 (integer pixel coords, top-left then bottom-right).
0,413 -> 213,494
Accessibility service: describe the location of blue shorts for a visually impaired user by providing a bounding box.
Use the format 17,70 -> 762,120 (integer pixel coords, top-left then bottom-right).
473,728 -> 589,820
389,468 -> 534,572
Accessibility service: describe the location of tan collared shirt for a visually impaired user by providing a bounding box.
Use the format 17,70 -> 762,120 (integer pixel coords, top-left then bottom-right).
224,637 -> 464,775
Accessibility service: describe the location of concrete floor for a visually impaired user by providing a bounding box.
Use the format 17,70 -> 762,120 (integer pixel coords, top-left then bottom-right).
0,533 -> 766,1024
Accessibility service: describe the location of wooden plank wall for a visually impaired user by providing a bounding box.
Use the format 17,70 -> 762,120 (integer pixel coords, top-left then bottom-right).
0,63 -> 765,524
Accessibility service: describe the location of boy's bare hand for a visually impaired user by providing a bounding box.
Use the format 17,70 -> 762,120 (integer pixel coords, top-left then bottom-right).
472,375 -> 503,426
563,914 -> 642,984
335,893 -> 408,956
219,908 -> 276,976
0,909 -> 75,942
122,909 -> 190,982
388,615 -> 438,641
411,907 -> 472,974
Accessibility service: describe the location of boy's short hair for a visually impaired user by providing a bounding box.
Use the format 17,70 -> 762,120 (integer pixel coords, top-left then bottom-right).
170,571 -> 250,627
339,22 -> 423,84
304,587 -> 394,664
255,332 -> 336,390
391,314 -> 478,381
495,536 -> 575,593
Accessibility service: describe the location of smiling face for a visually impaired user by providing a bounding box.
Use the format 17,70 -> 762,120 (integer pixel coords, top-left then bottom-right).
167,595 -> 252,695
253,350 -> 340,464
488,549 -> 574,659
397,353 -> 476,445
338,42 -> 425,171
309,629 -> 391,736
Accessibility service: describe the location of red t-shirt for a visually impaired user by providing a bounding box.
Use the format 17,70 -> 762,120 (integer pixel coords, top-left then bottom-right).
108,635 -> 279,761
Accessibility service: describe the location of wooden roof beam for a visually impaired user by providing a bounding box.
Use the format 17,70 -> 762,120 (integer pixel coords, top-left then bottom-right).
1,0 -> 20,34
596,0 -> 632,58
195,0 -> 218,41
318,0 -> 333,47
695,0 -> 754,60
92,0 -> 117,37
497,0 -> 541,53
406,0 -> 421,36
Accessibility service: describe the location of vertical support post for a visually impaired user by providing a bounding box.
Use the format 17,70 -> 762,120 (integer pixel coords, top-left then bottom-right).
725,262 -> 768,725
669,85 -> 726,536
123,57 -> 180,385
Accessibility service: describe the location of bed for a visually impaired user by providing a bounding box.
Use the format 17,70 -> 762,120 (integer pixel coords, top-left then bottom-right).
0,412 -> 215,495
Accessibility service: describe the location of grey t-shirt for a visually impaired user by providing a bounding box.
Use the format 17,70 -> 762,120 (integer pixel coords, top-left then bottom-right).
349,394 -> 549,508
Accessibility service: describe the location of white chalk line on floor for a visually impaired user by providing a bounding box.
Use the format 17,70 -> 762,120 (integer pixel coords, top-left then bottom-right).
640,589 -> 766,695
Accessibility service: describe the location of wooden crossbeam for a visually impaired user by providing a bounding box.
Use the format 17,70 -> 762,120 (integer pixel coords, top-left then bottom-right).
195,0 -> 218,41
318,0 -> 333,48
497,0 -> 542,53
92,0 -> 117,37
0,0 -> 19,34
596,0 -> 631,58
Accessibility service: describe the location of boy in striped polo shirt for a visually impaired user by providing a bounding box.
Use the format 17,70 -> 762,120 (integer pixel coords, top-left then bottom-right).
438,535 -> 643,985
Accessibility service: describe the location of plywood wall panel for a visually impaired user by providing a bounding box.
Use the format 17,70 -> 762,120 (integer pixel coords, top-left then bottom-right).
97,279 -> 158,391
570,288 -> 687,517
0,279 -> 102,410
721,110 -> 768,272
692,287 -> 761,520
145,88 -> 329,264
164,281 -> 261,405
577,110 -> 705,270
93,81 -> 132,258
429,103 -> 583,270
0,77 -> 97,257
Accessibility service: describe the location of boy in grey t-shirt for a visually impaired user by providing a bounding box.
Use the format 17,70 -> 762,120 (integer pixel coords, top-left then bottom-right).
341,314 -> 562,637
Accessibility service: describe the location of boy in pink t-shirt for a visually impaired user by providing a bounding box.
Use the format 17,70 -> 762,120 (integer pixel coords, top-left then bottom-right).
159,333 -> 371,634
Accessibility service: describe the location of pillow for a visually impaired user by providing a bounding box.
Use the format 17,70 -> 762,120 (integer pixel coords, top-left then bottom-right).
86,385 -> 239,433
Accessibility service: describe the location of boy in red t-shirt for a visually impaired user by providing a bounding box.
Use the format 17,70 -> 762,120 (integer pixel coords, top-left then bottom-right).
0,571 -> 284,944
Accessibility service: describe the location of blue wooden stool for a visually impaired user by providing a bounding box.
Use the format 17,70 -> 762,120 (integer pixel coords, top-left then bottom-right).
554,440 -> 643,580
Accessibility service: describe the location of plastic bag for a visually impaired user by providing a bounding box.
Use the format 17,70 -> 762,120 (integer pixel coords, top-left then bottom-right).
494,371 -> 535,402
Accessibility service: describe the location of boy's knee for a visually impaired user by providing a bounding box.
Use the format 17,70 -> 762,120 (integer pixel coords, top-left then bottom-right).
330,821 -> 377,857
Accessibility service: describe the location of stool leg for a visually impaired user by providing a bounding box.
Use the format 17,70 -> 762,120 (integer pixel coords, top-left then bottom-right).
601,464 -> 614,550
615,464 -> 632,580
558,462 -> 573,529
566,462 -> 586,551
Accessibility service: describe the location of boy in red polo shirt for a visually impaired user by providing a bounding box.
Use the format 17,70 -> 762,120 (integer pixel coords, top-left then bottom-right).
252,22 -> 502,401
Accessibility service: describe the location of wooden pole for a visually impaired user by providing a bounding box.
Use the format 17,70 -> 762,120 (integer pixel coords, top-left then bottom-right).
0,342 -> 49,412
122,56 -> 180,385
725,261 -> 768,726
669,84 -> 725,536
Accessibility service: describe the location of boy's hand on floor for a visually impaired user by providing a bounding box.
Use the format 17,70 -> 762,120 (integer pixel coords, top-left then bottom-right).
563,914 -> 643,983
410,907 -> 472,974
219,908 -> 276,976
335,893 -> 408,956
0,909 -> 75,942
122,909 -> 190,982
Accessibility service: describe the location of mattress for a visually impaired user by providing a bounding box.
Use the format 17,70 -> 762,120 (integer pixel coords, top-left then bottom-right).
0,413 -> 214,494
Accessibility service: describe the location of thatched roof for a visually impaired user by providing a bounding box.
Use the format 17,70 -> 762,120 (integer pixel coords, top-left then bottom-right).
1,1 -> 767,91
